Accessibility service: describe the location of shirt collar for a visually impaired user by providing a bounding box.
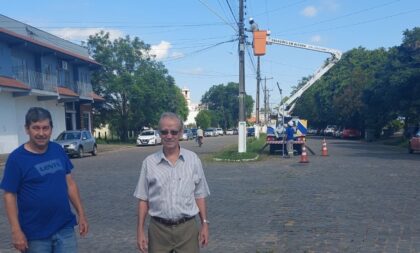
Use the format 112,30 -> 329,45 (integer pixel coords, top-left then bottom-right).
157,147 -> 185,165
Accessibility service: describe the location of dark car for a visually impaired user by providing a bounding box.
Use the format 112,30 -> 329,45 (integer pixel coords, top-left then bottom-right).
54,130 -> 97,158
409,130 -> 420,154
247,127 -> 255,137
190,128 -> 197,138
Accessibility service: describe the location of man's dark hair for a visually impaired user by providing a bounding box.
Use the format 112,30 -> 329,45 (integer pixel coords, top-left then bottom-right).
25,107 -> 53,128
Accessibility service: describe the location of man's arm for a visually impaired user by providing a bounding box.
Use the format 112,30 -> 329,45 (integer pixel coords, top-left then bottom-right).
66,174 -> 88,237
195,197 -> 209,247
3,192 -> 28,252
137,200 -> 149,252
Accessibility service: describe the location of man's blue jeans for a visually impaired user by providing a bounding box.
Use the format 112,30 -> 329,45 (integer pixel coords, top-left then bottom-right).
26,226 -> 77,253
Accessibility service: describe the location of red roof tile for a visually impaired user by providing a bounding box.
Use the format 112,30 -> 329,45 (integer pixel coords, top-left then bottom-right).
89,92 -> 105,101
0,76 -> 30,90
57,86 -> 78,97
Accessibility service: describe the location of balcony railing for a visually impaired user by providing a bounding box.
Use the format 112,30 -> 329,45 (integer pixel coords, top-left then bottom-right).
11,66 -> 57,93
77,81 -> 93,98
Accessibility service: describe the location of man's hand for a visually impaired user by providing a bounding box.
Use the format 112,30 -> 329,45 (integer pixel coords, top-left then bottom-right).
137,232 -> 148,252
199,223 -> 209,247
12,229 -> 28,252
78,215 -> 89,237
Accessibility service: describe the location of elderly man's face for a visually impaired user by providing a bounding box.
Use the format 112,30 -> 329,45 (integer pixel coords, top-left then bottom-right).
159,117 -> 181,150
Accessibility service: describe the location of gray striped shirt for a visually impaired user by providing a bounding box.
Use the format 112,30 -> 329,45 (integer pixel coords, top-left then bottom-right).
133,148 -> 210,220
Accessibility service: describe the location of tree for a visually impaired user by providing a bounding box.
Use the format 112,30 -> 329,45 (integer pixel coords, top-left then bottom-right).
86,31 -> 187,141
195,110 -> 212,129
201,82 -> 254,129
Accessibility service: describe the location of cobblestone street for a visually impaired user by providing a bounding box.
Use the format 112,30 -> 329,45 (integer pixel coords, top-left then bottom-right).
1,136 -> 420,252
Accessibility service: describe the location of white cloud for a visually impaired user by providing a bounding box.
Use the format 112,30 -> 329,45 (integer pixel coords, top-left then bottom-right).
150,41 -> 172,60
301,6 -> 318,17
322,0 -> 339,12
48,28 -> 124,42
311,35 -> 322,43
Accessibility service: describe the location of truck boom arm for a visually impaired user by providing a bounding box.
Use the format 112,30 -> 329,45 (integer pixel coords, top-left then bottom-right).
266,37 -> 342,116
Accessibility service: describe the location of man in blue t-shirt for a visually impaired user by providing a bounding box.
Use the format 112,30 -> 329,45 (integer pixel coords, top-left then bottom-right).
286,121 -> 296,157
0,107 -> 88,252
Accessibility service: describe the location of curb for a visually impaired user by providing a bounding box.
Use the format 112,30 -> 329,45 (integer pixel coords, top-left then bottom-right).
213,154 -> 260,162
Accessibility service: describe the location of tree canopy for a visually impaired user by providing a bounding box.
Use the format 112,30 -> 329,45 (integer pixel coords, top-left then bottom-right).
201,82 -> 254,129
86,31 -> 187,140
293,27 -> 420,137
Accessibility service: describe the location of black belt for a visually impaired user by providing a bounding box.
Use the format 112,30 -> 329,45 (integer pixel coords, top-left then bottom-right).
152,216 -> 195,226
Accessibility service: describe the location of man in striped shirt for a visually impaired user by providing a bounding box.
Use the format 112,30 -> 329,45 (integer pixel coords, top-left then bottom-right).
134,112 -> 210,253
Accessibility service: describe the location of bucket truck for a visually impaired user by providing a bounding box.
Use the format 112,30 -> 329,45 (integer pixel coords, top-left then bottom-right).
252,30 -> 342,154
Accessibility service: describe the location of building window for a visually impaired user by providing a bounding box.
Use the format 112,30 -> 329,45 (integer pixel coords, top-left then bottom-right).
82,112 -> 91,131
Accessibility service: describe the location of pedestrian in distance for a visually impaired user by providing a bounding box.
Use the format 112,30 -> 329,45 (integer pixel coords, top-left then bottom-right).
0,107 -> 88,253
134,112 -> 210,253
196,126 -> 204,147
286,121 -> 296,158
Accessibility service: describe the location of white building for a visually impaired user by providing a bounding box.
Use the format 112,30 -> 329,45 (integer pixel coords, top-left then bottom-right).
181,87 -> 200,127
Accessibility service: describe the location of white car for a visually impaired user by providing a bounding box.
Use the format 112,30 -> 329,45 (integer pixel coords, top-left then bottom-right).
324,125 -> 337,136
216,128 -> 224,136
137,130 -> 161,146
226,129 -> 234,135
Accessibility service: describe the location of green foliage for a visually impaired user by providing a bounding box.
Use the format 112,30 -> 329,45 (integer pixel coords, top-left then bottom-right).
87,31 -> 188,141
201,82 -> 254,128
293,27 -> 420,137
195,110 -> 212,129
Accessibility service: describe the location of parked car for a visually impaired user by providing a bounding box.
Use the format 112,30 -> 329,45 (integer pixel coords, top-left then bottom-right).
247,127 -> 255,137
307,127 -> 318,135
137,130 -> 161,146
204,128 -> 215,137
333,127 -> 343,138
341,128 -> 362,139
324,125 -> 337,136
190,128 -> 197,138
409,129 -> 420,154
216,128 -> 224,136
55,130 -> 97,158
226,129 -> 234,135
180,129 -> 194,141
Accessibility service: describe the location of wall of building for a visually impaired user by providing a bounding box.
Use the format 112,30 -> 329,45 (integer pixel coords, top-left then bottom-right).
0,93 -> 19,154
0,94 -> 66,154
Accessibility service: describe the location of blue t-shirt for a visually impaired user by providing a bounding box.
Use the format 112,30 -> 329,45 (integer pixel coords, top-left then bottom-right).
0,142 -> 77,240
286,126 -> 295,141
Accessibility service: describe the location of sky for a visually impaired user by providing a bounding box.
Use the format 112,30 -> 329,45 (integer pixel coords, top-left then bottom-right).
1,0 -> 419,110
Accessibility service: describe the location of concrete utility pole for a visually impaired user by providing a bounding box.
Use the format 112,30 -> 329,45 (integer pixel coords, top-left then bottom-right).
238,0 -> 246,153
256,56 -> 261,124
262,77 -> 273,123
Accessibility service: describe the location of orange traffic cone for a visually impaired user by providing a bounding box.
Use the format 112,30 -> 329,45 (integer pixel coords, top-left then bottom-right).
321,138 -> 329,156
300,145 -> 309,163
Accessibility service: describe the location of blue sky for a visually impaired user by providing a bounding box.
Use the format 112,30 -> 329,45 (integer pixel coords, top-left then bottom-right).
1,0 -> 419,108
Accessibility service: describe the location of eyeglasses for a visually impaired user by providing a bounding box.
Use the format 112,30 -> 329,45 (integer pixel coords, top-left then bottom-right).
159,129 -> 179,136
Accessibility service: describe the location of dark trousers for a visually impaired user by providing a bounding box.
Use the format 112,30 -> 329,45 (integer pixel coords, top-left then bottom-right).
149,218 -> 199,253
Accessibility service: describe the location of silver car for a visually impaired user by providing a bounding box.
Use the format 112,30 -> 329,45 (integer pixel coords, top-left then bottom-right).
54,130 -> 97,158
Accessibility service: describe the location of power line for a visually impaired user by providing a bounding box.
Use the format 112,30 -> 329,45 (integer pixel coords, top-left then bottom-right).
276,0 -> 401,34
275,8 -> 420,37
252,0 -> 308,17
225,0 -> 238,25
197,0 -> 238,32
161,38 -> 237,62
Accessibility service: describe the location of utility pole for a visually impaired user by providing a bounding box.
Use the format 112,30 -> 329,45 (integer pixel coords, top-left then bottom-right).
238,0 -> 246,153
262,77 -> 273,123
256,56 -> 261,124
